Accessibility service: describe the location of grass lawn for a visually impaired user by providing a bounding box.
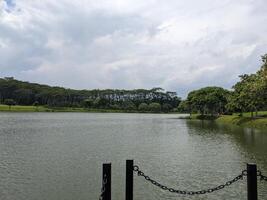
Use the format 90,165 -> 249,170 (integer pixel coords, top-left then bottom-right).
182,111 -> 267,129
0,104 -> 177,114
0,104 -> 50,112
0,104 -> 119,112
216,113 -> 267,129
232,111 -> 267,117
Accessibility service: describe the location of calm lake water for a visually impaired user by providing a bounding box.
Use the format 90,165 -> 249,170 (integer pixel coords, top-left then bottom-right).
0,113 -> 266,200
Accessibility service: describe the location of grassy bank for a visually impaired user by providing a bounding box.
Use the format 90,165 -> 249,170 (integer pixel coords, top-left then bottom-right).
0,104 -> 179,114
0,104 -> 130,113
0,104 -> 51,112
183,111 -> 267,129
216,113 -> 267,129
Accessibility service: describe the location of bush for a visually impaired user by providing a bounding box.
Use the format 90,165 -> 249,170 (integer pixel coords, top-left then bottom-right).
110,104 -> 121,110
4,99 -> 16,110
138,103 -> 149,112
162,103 -> 172,113
82,99 -> 94,108
148,102 -> 161,113
122,100 -> 136,110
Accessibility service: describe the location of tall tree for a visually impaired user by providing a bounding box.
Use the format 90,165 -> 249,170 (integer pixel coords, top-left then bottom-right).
186,87 -> 229,115
0,77 -> 180,112
227,54 -> 267,116
4,99 -> 16,110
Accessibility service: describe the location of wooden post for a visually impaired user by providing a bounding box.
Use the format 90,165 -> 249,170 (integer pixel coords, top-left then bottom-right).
103,163 -> 111,200
247,163 -> 257,200
126,160 -> 133,200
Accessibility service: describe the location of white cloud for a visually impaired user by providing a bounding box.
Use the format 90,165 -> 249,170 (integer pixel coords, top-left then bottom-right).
0,0 -> 267,97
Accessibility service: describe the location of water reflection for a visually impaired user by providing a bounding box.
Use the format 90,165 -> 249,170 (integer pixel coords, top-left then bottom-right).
0,113 -> 266,200
186,120 -> 267,170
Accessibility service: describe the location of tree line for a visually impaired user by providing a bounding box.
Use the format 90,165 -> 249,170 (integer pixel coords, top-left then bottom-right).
178,54 -> 267,117
0,78 -> 181,113
1,54 -> 266,115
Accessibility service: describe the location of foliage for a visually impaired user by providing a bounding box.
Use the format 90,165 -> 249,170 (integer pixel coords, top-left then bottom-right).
1,54 -> 266,115
162,103 -> 172,113
138,103 -> 149,111
177,100 -> 190,113
226,54 -> 267,116
182,54 -> 267,118
216,114 -> 267,129
33,101 -> 39,106
4,99 -> 16,109
0,78 -> 181,113
148,102 -> 161,113
93,97 -> 109,109
110,104 -> 121,110
121,100 -> 136,111
186,87 -> 229,115
82,99 -> 94,108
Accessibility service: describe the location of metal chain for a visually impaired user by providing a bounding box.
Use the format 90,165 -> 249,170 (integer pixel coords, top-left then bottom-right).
133,165 -> 247,195
99,174 -> 107,200
257,170 -> 267,182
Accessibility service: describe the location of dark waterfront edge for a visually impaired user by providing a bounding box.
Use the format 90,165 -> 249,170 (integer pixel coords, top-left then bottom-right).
179,113 -> 267,129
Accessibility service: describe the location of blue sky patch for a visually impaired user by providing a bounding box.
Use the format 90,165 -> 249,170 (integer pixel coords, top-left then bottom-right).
4,0 -> 16,10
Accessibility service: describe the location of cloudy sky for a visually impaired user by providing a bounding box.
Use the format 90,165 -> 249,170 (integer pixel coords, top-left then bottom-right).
0,0 -> 267,98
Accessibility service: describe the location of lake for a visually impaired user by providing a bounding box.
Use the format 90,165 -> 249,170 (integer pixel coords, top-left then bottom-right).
0,113 -> 266,200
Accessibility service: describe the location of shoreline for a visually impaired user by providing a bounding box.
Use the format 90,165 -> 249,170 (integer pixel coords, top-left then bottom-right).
216,115 -> 267,129
2,104 -> 266,129
181,113 -> 267,129
0,104 -> 180,114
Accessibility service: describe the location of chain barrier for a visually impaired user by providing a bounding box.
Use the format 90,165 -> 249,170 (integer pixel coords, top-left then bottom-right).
99,174 -> 107,200
257,170 -> 267,182
133,165 -> 247,195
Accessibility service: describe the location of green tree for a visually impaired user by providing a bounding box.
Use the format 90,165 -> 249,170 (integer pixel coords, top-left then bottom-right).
33,101 -> 39,111
110,104 -> 121,110
4,99 -> 16,110
0,77 -> 181,110
187,87 -> 229,115
13,88 -> 34,105
82,99 -> 94,108
162,103 -> 172,113
177,100 -> 190,113
93,97 -> 109,108
122,100 -> 136,111
138,103 -> 149,112
148,102 -> 161,113
227,55 -> 267,117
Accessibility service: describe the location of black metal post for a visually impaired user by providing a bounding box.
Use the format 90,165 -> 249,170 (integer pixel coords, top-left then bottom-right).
103,163 -> 111,200
126,160 -> 134,200
247,163 -> 257,200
